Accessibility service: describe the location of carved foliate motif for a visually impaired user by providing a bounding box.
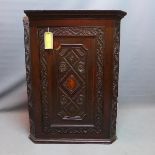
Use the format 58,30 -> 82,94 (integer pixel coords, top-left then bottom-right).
23,17 -> 35,135
111,22 -> 120,137
39,26 -> 104,134
59,61 -> 68,72
57,45 -> 87,120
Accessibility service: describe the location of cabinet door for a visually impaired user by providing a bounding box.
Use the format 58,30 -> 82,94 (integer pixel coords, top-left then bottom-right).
38,26 -> 105,139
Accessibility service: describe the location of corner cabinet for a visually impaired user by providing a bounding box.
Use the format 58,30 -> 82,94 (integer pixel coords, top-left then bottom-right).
23,10 -> 126,144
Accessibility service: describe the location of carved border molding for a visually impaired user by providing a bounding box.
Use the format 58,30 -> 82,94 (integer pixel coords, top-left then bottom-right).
23,17 -> 35,135
111,22 -> 120,137
39,27 -> 105,134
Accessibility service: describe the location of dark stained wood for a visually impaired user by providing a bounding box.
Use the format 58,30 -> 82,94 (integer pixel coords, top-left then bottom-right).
23,10 -> 126,144
24,10 -> 126,20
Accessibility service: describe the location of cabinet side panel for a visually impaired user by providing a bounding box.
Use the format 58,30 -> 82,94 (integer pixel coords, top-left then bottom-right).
23,17 -> 35,136
111,21 -> 120,138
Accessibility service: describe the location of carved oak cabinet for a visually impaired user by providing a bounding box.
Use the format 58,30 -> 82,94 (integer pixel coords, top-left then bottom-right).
23,10 -> 126,143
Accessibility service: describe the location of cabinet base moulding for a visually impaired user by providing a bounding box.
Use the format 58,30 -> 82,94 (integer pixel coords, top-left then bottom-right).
29,135 -> 117,144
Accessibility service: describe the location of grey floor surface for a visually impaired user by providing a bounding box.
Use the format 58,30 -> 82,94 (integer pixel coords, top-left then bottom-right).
0,87 -> 155,155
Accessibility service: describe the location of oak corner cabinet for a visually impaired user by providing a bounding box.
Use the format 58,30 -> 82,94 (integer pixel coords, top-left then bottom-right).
23,10 -> 126,144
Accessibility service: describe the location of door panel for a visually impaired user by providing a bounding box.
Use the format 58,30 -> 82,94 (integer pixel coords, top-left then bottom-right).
53,42 -> 94,125
38,27 -> 105,137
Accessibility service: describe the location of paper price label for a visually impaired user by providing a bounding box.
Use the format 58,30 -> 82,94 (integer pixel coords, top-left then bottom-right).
44,32 -> 53,49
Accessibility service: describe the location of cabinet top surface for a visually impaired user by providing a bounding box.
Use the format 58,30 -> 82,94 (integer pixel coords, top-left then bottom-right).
24,10 -> 126,20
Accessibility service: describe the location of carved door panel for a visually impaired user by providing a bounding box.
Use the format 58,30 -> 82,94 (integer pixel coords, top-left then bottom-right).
38,27 -> 104,138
